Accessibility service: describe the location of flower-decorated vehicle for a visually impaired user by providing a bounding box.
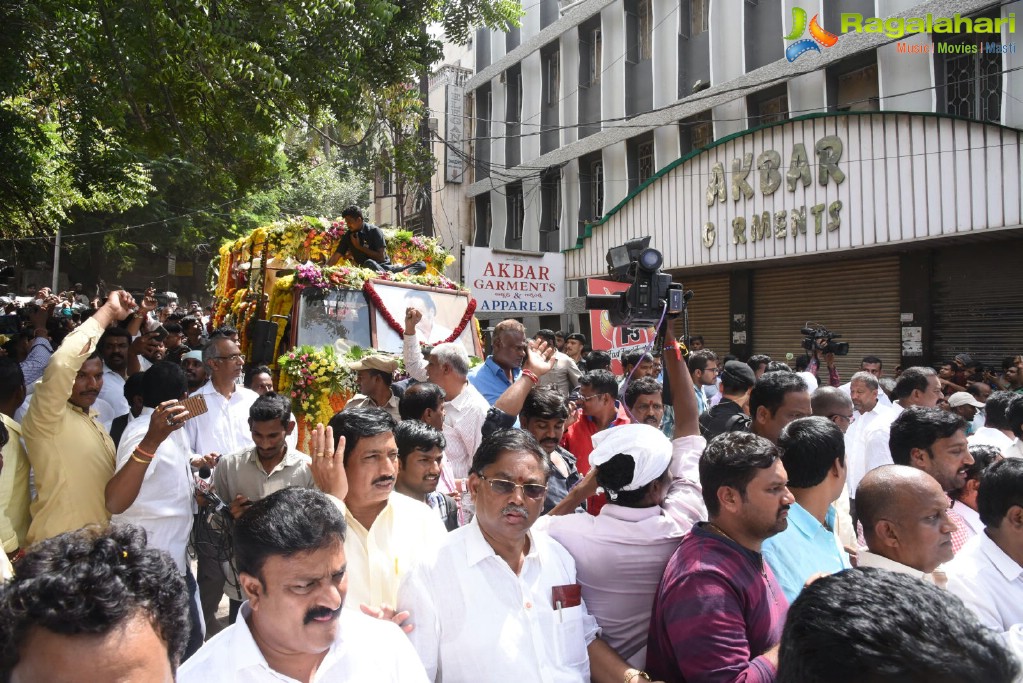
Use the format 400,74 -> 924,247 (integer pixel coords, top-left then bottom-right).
211,216 -> 482,447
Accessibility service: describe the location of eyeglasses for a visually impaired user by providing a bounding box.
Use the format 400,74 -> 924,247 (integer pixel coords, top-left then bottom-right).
478,474 -> 547,500
213,353 -> 245,363
576,393 -> 602,403
828,413 -> 854,423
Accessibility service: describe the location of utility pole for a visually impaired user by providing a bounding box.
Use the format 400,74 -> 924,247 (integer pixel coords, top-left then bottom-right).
51,227 -> 61,291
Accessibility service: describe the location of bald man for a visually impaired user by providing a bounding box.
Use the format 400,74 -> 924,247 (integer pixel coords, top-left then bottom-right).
811,386 -> 855,435
855,465 -> 957,585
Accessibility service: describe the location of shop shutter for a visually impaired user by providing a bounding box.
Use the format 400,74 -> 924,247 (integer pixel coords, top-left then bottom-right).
751,257 -> 901,381
672,272 -> 730,357
932,238 -> 1023,370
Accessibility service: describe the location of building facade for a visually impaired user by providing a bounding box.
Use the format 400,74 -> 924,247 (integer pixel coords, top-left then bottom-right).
458,0 -> 1023,370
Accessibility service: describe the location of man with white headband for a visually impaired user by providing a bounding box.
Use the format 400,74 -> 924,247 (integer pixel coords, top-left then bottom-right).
536,338 -> 705,669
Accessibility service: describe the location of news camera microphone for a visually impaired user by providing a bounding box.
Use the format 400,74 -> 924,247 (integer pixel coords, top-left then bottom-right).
195,467 -> 230,514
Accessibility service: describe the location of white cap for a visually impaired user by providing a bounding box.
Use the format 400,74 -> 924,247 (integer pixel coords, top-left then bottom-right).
589,424 -> 672,493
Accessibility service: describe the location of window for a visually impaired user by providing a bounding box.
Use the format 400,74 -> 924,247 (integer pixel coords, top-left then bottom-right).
540,169 -> 562,252
836,64 -> 879,111
381,169 -> 393,197
758,94 -> 788,124
591,29 -> 603,84
628,0 -> 652,63
592,160 -> 604,217
506,70 -> 521,123
680,110 -> 714,153
690,0 -> 709,37
945,49 -> 1001,123
508,184 -> 524,241
748,85 -> 789,126
545,51 -> 560,105
638,140 -> 654,183
638,0 -> 652,60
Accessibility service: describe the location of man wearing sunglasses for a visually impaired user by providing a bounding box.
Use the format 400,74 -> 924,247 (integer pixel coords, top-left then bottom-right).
398,428 -> 660,683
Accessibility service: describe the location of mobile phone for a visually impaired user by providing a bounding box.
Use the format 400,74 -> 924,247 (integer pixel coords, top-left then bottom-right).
175,395 -> 209,421
152,325 -> 169,342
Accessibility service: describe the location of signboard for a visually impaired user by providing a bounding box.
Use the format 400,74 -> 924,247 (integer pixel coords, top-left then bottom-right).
445,84 -> 465,183
464,246 -> 565,314
586,278 -> 656,375
565,113 -> 1023,277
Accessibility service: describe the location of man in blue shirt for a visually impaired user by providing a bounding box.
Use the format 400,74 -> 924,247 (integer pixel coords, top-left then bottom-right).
469,319 -> 527,405
762,416 -> 851,602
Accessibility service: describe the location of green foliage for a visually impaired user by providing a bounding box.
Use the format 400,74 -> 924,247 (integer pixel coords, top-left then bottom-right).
1,0 -> 522,276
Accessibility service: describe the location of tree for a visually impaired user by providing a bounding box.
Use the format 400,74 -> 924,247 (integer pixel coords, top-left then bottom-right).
0,0 -> 521,247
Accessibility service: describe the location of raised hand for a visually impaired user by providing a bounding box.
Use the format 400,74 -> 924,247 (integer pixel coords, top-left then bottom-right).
310,423 -> 349,500
523,339 -> 557,377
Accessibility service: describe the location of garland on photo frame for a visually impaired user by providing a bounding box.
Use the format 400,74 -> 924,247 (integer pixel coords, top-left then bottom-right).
363,280 -> 477,346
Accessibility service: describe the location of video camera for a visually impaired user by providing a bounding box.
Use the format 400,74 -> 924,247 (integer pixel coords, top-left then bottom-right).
800,323 -> 849,356
585,237 -> 688,328
585,237 -> 690,353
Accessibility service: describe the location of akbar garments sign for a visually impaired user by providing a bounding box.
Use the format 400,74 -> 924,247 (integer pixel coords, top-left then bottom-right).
463,247 -> 565,314
563,113 -> 1023,278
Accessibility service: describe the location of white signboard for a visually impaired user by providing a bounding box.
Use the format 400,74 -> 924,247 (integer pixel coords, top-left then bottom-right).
565,113 -> 1023,278
445,85 -> 465,183
464,246 -> 565,314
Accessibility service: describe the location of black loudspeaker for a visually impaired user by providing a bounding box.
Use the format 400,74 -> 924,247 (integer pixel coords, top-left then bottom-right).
248,320 -> 279,366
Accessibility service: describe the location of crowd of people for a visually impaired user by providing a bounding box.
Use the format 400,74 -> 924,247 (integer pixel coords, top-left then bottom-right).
0,288 -> 1022,682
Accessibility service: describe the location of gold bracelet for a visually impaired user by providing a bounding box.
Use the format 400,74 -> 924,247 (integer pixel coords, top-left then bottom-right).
130,452 -> 153,466
624,669 -> 651,683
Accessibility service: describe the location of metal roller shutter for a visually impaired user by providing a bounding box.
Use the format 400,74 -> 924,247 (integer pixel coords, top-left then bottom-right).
672,272 -> 731,357
751,258 -> 901,380
932,238 -> 1023,369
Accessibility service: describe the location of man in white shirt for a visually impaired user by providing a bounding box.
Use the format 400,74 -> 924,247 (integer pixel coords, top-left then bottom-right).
969,391 -> 1017,457
397,429 -> 654,683
838,355 -> 893,408
321,407 -> 447,608
843,372 -> 891,509
855,465 -> 957,585
184,334 -> 259,636
104,361 -> 210,658
947,458 -> 1023,649
949,444 -> 1003,552
861,367 -> 943,478
403,307 -> 489,480
96,326 -> 134,417
178,487 -> 428,682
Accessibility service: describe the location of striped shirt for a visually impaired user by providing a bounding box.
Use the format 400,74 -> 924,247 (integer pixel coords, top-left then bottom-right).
647,524 -> 788,683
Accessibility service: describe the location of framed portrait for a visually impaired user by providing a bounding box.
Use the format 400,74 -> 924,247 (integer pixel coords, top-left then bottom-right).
368,280 -> 480,356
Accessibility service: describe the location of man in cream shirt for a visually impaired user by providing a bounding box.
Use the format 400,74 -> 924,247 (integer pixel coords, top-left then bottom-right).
22,290 -> 136,543
855,465 -> 957,586
316,407 -> 447,609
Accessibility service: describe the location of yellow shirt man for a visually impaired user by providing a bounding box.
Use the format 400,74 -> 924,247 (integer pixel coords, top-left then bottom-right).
340,492 -> 447,608
0,415 -> 31,552
22,317 -> 116,544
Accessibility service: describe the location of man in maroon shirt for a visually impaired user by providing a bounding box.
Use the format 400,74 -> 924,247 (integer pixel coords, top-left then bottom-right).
647,431 -> 794,682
